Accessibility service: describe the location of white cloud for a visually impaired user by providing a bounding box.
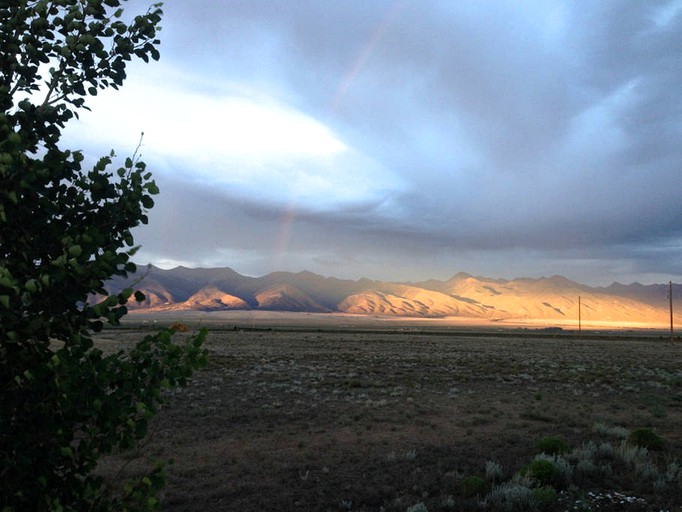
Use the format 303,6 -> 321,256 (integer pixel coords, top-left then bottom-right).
62,65 -> 405,212
65,66 -> 345,157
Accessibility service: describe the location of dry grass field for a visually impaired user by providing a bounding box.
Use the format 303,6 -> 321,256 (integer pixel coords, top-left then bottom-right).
95,319 -> 682,511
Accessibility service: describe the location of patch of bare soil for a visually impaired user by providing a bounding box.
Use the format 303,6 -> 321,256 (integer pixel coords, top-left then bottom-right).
96,328 -> 682,511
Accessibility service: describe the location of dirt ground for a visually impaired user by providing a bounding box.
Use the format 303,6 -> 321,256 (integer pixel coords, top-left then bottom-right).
95,324 -> 682,511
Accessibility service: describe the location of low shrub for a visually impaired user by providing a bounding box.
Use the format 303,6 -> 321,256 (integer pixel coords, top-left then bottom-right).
485,460 -> 505,482
459,475 -> 487,497
534,454 -> 573,488
523,459 -> 558,486
484,482 -> 534,512
628,428 -> 665,451
531,486 -> 557,509
593,421 -> 629,439
536,436 -> 569,455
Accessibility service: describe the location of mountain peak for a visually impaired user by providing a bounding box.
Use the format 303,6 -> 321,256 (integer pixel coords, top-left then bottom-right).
104,266 -> 678,324
447,272 -> 473,281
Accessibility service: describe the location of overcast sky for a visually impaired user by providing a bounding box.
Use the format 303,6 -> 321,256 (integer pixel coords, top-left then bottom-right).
63,0 -> 682,285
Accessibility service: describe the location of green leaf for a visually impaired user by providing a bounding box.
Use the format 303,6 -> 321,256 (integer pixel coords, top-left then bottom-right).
0,3 -> 208,509
102,295 -> 119,308
68,245 -> 82,257
141,195 -> 154,208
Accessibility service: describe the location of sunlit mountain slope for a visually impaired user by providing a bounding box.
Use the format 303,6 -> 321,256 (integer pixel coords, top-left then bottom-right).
101,266 -> 679,324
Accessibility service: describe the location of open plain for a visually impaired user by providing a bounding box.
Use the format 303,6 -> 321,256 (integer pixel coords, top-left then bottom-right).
96,314 -> 682,511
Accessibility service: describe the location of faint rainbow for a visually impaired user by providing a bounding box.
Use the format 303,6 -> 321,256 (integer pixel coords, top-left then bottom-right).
330,0 -> 408,112
272,1 -> 407,267
272,199 -> 298,268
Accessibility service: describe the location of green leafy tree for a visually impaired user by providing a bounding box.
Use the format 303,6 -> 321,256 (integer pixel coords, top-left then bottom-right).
0,1 -> 207,510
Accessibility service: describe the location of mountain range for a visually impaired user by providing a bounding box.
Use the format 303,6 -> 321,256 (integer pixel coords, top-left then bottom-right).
101,266 -> 680,325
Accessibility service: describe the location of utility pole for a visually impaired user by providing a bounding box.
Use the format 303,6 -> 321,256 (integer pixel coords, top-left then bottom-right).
670,282 -> 674,344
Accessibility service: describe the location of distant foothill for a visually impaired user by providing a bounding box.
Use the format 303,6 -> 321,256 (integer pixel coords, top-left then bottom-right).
98,266 -> 680,328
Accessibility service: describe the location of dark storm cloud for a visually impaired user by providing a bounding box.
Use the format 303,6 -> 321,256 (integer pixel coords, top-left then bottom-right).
114,0 -> 682,284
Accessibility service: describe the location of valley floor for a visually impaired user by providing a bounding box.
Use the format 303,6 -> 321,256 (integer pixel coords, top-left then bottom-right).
127,309 -> 677,332
96,325 -> 682,511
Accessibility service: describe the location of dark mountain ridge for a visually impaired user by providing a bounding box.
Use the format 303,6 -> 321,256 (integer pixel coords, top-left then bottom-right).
103,265 -> 679,324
